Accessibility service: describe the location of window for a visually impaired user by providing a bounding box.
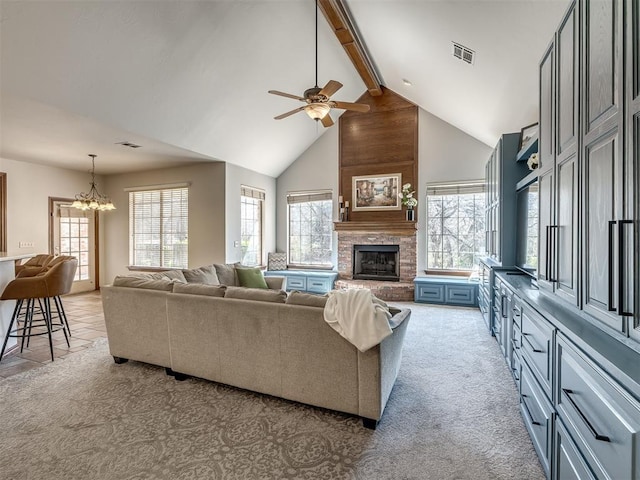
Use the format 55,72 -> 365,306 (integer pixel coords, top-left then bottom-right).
240,186 -> 264,266
129,186 -> 188,268
58,206 -> 91,281
287,191 -> 333,267
426,181 -> 485,272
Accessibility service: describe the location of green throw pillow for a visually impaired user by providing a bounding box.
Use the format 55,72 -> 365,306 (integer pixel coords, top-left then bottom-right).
236,267 -> 269,289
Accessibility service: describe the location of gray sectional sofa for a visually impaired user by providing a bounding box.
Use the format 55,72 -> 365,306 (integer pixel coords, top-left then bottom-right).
101,267 -> 411,428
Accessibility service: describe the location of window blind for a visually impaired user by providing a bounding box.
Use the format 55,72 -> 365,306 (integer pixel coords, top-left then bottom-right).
129,187 -> 188,268
426,181 -> 485,196
286,190 -> 332,204
241,185 -> 266,200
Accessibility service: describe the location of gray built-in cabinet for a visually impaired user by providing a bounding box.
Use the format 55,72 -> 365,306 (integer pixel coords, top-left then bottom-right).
538,0 -> 636,340
501,1 -> 640,479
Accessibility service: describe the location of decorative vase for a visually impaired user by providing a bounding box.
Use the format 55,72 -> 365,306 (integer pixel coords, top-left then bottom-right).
406,208 -> 415,222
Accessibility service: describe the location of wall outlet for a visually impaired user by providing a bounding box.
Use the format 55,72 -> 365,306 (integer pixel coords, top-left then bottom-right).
233,240 -> 240,248
19,241 -> 34,248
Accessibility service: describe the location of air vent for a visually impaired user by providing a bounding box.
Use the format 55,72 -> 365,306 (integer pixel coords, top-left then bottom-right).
116,141 -> 142,149
452,42 -> 475,65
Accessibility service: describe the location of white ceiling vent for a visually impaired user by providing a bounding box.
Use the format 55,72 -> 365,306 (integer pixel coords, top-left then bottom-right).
452,42 -> 475,65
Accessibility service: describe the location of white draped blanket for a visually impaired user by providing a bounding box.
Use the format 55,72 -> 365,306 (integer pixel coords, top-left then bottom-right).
323,289 -> 392,352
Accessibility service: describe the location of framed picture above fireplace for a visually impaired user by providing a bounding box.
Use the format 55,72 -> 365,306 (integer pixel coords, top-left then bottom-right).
352,173 -> 402,211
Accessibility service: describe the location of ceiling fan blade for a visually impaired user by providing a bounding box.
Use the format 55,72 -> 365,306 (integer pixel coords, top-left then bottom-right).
321,114 -> 334,128
268,90 -> 306,102
332,101 -> 371,113
274,106 -> 305,120
319,80 -> 343,98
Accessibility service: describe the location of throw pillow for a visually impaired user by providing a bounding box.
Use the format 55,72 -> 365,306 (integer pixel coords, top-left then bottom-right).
182,265 -> 220,285
214,263 -> 239,286
173,283 -> 226,297
285,290 -> 328,308
236,267 -> 269,289
267,252 -> 287,271
112,276 -> 174,291
224,286 -> 287,303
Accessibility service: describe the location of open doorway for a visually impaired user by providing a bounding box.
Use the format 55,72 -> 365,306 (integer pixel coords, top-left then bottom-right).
49,197 -> 99,292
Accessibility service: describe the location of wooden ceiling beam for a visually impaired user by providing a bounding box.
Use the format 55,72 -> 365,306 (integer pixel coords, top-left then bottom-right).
318,0 -> 383,97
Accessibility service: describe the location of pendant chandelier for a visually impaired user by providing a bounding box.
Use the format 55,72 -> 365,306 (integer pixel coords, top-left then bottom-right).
71,154 -> 116,211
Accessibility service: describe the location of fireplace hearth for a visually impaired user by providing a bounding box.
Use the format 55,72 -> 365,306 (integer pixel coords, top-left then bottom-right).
352,245 -> 399,282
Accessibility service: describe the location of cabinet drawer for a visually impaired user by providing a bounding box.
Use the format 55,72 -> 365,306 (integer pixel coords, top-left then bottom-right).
306,278 -> 331,293
416,284 -> 445,303
521,306 -> 554,400
556,336 -> 640,480
521,362 -> 553,477
285,276 -> 306,290
554,420 -> 597,480
445,285 -> 474,305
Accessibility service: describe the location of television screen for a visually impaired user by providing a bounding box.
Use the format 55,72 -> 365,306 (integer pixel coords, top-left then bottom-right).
515,180 -> 538,276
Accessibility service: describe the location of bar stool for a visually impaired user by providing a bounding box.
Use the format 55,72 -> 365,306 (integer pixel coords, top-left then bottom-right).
15,254 -> 54,276
41,255 -> 77,337
0,257 -> 78,363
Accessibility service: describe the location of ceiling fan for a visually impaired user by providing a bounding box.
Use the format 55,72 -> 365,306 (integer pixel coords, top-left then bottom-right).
268,0 -> 370,128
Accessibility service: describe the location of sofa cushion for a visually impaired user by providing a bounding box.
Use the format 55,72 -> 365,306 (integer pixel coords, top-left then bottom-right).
224,286 -> 287,303
236,267 -> 268,289
285,290 -> 328,308
113,276 -> 174,291
173,283 -> 226,297
182,265 -> 220,285
157,270 -> 187,283
214,263 -> 239,286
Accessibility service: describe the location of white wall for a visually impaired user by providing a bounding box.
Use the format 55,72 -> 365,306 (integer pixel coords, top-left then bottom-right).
275,109 -> 493,274
224,163 -> 276,264
0,156 -> 103,255
102,162 -> 226,283
417,109 -> 494,272
276,127 -> 339,266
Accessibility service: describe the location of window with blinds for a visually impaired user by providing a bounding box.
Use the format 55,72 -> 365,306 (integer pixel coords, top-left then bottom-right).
426,181 -> 485,272
240,186 -> 264,266
287,191 -> 333,267
129,187 -> 188,268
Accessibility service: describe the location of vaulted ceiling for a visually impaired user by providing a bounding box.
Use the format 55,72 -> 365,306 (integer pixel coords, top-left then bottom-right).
0,0 -> 570,177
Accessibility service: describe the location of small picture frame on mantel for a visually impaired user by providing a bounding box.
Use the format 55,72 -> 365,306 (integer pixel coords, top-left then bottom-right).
518,122 -> 539,151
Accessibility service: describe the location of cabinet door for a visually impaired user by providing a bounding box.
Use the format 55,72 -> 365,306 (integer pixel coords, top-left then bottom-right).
627,0 -> 640,343
554,1 -> 580,306
539,40 -> 555,175
581,0 -> 625,331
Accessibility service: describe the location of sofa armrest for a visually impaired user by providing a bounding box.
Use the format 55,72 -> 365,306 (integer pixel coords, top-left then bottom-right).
265,275 -> 286,290
389,307 -> 411,329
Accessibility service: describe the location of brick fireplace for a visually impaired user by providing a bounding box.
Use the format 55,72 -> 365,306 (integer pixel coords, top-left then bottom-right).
334,221 -> 416,301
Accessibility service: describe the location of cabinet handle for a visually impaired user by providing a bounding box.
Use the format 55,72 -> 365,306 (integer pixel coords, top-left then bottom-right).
562,389 -> 611,442
608,220 -> 617,312
511,338 -> 520,350
545,226 -> 551,282
550,225 -> 559,283
618,220 -> 633,317
521,394 -> 541,426
522,333 -> 543,353
512,368 -> 520,382
501,295 -> 507,318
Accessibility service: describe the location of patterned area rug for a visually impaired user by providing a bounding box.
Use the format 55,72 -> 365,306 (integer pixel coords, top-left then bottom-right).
0,303 -> 543,480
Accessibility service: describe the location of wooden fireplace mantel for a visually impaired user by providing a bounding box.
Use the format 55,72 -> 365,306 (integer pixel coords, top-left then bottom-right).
333,221 -> 417,235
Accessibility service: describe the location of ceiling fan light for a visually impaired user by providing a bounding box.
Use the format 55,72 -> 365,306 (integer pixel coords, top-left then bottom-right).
304,103 -> 331,120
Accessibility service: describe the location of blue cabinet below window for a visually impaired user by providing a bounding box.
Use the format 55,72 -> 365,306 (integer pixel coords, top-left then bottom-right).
264,270 -> 338,294
414,277 -> 478,307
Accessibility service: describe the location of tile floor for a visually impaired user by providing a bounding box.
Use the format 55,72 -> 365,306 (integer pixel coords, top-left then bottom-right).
0,290 -> 106,378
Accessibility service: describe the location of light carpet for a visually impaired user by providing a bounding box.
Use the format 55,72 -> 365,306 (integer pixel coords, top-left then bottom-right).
0,302 -> 543,480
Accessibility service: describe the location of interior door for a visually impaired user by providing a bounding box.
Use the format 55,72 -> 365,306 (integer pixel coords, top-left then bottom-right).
51,200 -> 96,294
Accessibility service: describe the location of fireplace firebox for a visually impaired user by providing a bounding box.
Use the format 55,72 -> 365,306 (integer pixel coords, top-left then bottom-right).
352,245 -> 400,282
